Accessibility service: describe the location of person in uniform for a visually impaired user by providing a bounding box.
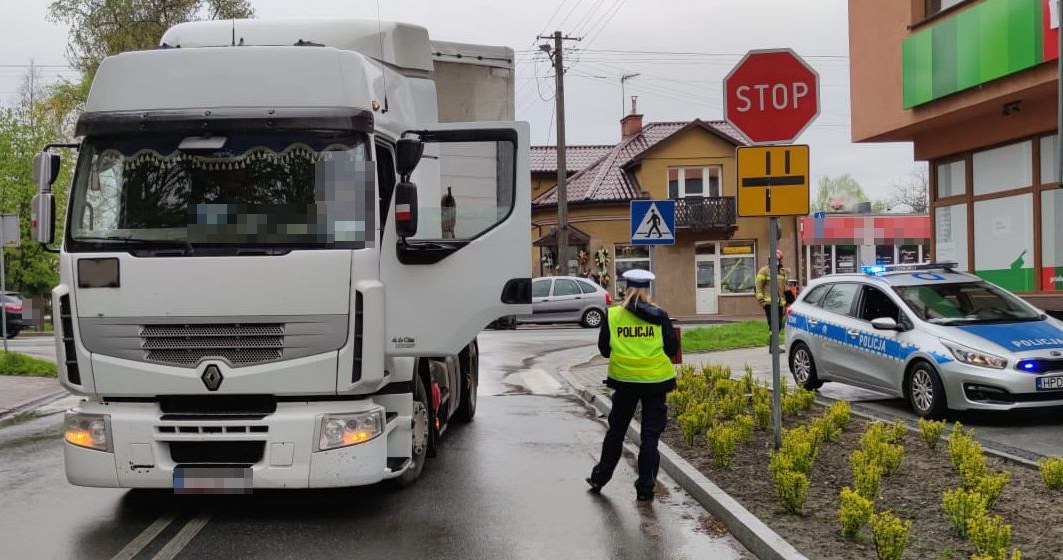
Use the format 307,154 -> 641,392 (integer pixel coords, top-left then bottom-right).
755,249 -> 791,352
587,269 -> 678,502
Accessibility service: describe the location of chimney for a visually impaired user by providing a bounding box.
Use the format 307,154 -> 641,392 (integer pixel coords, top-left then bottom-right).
621,95 -> 643,138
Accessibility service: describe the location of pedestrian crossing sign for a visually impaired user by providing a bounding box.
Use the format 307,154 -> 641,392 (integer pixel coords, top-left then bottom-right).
630,200 -> 675,246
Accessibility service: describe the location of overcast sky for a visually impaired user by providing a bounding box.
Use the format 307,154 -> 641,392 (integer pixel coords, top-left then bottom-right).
0,0 -> 920,201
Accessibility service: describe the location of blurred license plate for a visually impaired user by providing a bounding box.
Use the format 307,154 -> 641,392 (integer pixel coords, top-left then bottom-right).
1035,376 -> 1063,391
174,467 -> 252,494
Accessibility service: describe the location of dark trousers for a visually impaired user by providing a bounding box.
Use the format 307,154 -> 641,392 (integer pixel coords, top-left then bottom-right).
762,304 -> 785,333
590,387 -> 668,495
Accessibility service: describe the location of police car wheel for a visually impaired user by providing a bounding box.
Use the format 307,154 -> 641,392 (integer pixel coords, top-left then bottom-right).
581,309 -> 604,328
789,343 -> 823,390
907,362 -> 946,418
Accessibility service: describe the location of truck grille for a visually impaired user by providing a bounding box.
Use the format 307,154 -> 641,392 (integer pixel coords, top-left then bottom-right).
141,324 -> 284,367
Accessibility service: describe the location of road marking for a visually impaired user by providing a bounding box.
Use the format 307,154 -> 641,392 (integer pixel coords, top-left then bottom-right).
150,513 -> 212,560
110,515 -> 175,560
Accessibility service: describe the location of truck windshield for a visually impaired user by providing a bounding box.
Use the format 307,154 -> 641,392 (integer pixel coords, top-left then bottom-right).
893,281 -> 1042,325
68,131 -> 372,252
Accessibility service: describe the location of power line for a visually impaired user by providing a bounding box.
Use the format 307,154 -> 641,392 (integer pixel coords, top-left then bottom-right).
571,0 -> 609,37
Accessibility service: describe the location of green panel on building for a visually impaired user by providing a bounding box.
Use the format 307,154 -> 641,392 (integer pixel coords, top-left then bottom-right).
903,0 -> 1046,108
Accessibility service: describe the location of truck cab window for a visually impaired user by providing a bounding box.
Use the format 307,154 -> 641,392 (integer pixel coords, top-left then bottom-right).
376,143 -> 397,232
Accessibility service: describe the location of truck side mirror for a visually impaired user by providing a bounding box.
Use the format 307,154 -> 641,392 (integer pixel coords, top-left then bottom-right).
33,152 -> 61,191
31,193 -> 55,245
394,181 -> 418,239
396,138 -> 424,178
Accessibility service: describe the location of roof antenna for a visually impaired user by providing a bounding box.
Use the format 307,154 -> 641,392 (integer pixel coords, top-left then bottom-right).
376,0 -> 389,113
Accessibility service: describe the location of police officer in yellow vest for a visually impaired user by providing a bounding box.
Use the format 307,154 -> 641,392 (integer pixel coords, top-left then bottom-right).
587,269 -> 678,502
756,249 -> 792,352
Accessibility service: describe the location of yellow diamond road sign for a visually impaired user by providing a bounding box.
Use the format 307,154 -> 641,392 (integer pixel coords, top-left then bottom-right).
737,145 -> 810,217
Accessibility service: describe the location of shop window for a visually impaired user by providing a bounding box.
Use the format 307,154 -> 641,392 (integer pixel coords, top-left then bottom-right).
972,141 -> 1032,196
719,241 -> 756,295
835,245 -> 857,274
1041,135 -> 1058,185
898,245 -> 923,264
614,244 -> 651,296
973,194 -> 1033,292
668,166 -> 721,199
875,245 -> 895,266
934,204 -> 968,270
810,245 -> 833,279
935,160 -> 965,199
1042,190 -> 1063,292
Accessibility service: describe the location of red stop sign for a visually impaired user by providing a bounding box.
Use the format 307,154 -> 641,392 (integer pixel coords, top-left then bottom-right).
724,49 -> 819,144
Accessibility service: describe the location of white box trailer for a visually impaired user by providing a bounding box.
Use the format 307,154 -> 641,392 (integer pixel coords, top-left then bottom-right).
30,18 -> 531,490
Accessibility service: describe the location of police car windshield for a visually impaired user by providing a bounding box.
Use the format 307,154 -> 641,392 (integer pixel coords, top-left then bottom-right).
893,281 -> 1041,325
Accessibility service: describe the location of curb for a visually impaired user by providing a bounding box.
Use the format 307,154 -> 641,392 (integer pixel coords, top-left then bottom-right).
0,389 -> 68,421
560,377 -> 809,560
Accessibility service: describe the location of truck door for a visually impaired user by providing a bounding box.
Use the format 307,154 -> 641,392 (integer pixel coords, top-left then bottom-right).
380,122 -> 531,356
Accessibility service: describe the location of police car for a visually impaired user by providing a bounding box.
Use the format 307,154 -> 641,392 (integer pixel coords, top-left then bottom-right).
786,263 -> 1063,417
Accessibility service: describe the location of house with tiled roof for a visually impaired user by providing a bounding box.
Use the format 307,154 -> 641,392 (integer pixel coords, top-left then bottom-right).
530,109 -> 801,318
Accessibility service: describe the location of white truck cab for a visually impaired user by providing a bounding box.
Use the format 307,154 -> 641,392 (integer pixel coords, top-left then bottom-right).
30,18 -> 531,490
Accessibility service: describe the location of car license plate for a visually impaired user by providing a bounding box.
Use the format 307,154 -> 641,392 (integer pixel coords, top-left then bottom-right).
1035,375 -> 1063,391
174,466 -> 252,494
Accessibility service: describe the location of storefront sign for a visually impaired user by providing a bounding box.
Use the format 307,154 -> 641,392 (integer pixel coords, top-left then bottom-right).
722,245 -> 753,255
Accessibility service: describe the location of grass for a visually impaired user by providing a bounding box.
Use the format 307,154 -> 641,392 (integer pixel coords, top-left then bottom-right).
0,352 -> 57,377
682,320 -> 785,353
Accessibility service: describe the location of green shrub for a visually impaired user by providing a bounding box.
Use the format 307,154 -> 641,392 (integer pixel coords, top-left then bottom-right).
870,511 -> 912,560
741,365 -> 755,393
886,420 -> 908,444
957,449 -> 988,489
942,487 -> 988,538
752,400 -> 772,432
780,426 -> 819,474
839,486 -> 874,539
677,401 -> 714,446
968,513 -> 1012,558
917,417 -> 947,449
826,400 -> 852,432
702,363 -> 733,385
865,439 -> 905,476
773,469 -> 809,514
0,352 -> 58,377
782,387 -> 816,416
810,415 -> 842,445
732,414 -> 755,443
973,470 -> 1010,508
971,551 -> 1022,560
667,390 -> 693,417
860,422 -> 889,448
716,391 -> 748,421
1040,456 -> 1063,490
706,422 -> 741,469
851,451 -> 884,501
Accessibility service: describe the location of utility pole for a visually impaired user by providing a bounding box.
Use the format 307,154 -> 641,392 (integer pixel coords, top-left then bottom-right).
539,31 -> 580,275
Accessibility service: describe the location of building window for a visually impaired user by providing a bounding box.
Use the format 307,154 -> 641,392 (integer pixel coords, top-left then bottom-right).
1043,190 -> 1063,292
875,245 -> 895,266
925,0 -> 965,16
1041,135 -> 1058,185
972,140 -> 1032,196
936,160 -> 965,198
719,241 -> 756,295
668,166 -> 721,198
935,204 -> 968,270
835,245 -> 858,274
810,245 -> 833,279
973,194 -> 1034,292
614,244 -> 650,296
898,244 -> 923,264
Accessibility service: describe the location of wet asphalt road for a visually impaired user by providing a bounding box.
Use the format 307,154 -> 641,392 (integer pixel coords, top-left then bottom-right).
0,328 -> 747,560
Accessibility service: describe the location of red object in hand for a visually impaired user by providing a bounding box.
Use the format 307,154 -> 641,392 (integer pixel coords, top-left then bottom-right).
604,291 -> 613,306
671,326 -> 683,365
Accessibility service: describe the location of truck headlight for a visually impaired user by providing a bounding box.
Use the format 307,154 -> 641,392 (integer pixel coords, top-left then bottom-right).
64,412 -> 112,452
940,339 -> 1007,370
318,410 -> 385,451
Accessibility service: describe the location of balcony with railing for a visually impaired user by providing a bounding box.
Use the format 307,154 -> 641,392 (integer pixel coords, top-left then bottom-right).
674,197 -> 738,234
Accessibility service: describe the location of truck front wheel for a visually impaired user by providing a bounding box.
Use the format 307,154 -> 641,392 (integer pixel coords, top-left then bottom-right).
392,376 -> 430,487
455,341 -> 479,423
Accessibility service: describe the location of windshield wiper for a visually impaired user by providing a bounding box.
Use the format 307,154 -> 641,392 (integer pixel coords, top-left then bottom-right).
75,236 -> 195,256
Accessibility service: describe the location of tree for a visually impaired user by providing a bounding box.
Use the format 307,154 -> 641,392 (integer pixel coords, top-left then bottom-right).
45,0 -> 255,128
888,166 -> 929,214
812,174 -> 876,213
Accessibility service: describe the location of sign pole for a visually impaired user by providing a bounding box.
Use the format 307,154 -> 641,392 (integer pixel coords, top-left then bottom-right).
1,242 -> 8,354
769,217 -> 782,449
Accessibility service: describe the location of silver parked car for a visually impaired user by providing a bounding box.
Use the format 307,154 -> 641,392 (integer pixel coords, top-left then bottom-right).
786,263 -> 1063,417
520,276 -> 613,328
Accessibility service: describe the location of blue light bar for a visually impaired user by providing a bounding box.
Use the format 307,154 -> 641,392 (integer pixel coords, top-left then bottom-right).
861,262 -> 959,275
861,265 -> 888,275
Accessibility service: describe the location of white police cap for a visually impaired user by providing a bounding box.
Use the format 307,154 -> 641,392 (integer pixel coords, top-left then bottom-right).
622,269 -> 655,288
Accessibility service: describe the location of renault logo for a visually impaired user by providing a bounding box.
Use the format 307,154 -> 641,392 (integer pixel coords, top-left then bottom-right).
202,365 -> 224,391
